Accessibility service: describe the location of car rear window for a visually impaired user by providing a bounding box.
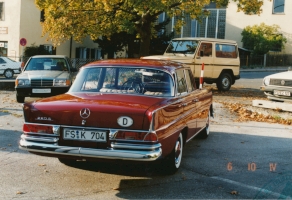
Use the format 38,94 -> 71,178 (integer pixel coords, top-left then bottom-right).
70,66 -> 174,97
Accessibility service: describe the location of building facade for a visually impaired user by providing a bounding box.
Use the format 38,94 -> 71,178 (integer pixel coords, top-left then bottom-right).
226,0 -> 291,54
0,0 -> 102,61
163,0 -> 291,54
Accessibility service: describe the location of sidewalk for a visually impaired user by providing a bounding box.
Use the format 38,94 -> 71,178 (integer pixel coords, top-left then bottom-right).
240,66 -> 290,72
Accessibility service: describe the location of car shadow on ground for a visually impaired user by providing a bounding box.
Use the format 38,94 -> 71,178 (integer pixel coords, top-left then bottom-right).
57,137 -> 206,177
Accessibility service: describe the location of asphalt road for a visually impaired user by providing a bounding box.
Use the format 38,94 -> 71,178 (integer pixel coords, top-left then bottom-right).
0,71 -> 292,199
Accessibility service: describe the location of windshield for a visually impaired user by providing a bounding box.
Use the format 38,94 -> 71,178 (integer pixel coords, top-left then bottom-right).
165,40 -> 199,55
25,58 -> 69,71
70,66 -> 174,97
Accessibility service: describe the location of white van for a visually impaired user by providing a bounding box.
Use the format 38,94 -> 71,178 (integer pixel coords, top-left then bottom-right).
142,37 -> 240,91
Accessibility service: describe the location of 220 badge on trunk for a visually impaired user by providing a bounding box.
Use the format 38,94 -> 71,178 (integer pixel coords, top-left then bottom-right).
63,128 -> 107,142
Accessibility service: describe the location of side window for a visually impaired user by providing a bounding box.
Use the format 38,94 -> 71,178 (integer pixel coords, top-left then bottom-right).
216,44 -> 237,58
176,70 -> 187,95
0,2 -> 4,21
185,70 -> 195,91
0,58 -> 5,64
40,10 -> 45,22
197,43 -> 212,57
81,68 -> 102,91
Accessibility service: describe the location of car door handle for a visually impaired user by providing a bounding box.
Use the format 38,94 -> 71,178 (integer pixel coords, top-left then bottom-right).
193,99 -> 199,102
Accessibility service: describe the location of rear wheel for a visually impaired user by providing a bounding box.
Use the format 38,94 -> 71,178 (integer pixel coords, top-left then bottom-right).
163,132 -> 183,174
16,94 -> 25,103
216,73 -> 232,91
4,69 -> 14,79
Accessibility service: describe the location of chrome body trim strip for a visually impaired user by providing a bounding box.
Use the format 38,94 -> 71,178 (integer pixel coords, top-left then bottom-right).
186,126 -> 205,143
111,142 -> 161,150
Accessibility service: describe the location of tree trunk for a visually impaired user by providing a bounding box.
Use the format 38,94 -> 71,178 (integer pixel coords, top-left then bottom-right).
139,33 -> 151,57
136,13 -> 152,57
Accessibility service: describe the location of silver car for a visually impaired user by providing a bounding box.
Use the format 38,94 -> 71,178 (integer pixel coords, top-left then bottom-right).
260,67 -> 292,102
15,55 -> 77,103
0,57 -> 22,78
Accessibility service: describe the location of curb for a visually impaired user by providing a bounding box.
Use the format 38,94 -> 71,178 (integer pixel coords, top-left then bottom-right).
240,67 -> 289,72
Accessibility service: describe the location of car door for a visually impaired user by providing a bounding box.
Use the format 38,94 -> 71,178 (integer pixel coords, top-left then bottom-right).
194,42 -> 214,79
176,69 -> 202,140
0,57 -> 6,71
180,69 -> 203,140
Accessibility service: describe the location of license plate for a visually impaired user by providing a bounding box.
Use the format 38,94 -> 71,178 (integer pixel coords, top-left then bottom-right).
274,90 -> 291,96
32,88 -> 51,93
63,128 -> 107,142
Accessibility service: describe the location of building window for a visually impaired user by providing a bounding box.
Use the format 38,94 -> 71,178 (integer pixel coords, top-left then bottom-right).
273,0 -> 285,14
195,9 -> 226,39
164,9 -> 226,39
0,2 -> 5,21
40,10 -> 45,22
0,41 -> 8,56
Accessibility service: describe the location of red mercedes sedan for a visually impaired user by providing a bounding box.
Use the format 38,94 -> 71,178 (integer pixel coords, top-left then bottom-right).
19,59 -> 213,174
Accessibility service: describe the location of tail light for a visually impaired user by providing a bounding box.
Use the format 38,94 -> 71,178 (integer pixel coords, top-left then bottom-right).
115,131 -> 157,141
144,132 -> 158,142
23,124 -> 54,134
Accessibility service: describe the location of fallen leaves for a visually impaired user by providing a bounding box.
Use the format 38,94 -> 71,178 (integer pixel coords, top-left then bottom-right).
16,191 -> 25,195
220,101 -> 292,125
230,190 -> 238,195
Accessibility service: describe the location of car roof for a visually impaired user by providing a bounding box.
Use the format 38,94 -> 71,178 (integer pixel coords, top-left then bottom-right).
83,59 -> 187,73
172,37 -> 237,44
30,55 -> 68,58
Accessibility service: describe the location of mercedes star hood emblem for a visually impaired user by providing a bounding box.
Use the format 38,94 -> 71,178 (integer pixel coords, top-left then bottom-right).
80,108 -> 90,119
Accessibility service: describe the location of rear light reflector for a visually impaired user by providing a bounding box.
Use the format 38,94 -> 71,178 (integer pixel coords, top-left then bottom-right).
115,131 -> 158,141
115,131 -> 147,140
144,132 -> 158,142
23,124 -> 54,134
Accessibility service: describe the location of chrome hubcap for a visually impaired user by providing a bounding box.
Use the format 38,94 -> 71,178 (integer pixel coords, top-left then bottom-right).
5,70 -> 12,78
174,134 -> 183,168
222,77 -> 230,87
206,112 -> 210,135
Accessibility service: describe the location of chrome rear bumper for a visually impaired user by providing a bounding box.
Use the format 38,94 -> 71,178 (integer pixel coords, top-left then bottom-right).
19,135 -> 162,161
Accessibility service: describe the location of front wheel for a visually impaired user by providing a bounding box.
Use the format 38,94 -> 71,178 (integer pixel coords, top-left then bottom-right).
216,73 -> 232,91
4,69 -> 14,78
163,132 -> 183,174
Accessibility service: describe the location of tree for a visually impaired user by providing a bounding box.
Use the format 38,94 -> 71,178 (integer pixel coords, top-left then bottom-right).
150,17 -> 174,55
94,32 -> 134,59
241,23 -> 287,55
24,43 -> 52,57
36,0 -> 266,57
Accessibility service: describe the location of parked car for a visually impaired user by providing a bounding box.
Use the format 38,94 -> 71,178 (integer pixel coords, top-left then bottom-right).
19,59 -> 213,174
260,67 -> 292,102
15,55 -> 77,103
142,37 -> 241,91
0,57 -> 22,78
